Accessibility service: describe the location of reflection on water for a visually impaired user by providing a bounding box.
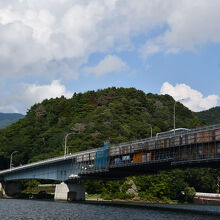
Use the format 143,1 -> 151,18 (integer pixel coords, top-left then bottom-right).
0,199 -> 219,220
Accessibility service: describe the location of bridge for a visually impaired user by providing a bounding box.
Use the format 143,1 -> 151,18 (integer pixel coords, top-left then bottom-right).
0,124 -> 220,200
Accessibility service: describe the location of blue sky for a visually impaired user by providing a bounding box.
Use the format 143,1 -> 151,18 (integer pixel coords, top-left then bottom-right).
0,0 -> 220,114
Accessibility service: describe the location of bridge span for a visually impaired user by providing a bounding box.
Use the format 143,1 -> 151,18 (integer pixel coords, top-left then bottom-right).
0,124 -> 220,200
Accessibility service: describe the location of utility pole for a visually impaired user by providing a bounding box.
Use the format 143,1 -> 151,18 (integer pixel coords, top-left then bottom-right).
64,132 -> 75,158
10,151 -> 18,171
217,176 -> 220,193
151,126 -> 153,138
149,126 -> 153,138
174,99 -> 185,136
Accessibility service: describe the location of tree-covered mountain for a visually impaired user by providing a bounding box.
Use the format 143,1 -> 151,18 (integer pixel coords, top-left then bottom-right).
0,87 -> 202,170
196,106 -> 220,124
1,87 -> 218,203
0,113 -> 24,129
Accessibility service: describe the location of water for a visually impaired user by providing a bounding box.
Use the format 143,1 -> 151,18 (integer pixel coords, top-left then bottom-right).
0,199 -> 219,220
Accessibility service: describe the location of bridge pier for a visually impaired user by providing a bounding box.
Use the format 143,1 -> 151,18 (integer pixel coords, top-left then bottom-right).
54,182 -> 85,201
0,181 -> 21,198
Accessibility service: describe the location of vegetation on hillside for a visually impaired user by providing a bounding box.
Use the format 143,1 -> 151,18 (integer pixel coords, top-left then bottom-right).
83,167 -> 220,202
0,87 -> 201,169
196,106 -> 220,125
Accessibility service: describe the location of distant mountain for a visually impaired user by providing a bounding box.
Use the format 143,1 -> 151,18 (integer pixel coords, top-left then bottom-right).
196,106 -> 220,125
0,113 -> 24,129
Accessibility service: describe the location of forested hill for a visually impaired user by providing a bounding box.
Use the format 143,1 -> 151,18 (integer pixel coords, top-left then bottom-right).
196,106 -> 220,124
0,87 -> 202,170
0,113 -> 24,129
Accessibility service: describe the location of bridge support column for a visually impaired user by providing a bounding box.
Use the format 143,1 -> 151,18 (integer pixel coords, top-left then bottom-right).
0,181 -> 21,198
54,182 -> 85,201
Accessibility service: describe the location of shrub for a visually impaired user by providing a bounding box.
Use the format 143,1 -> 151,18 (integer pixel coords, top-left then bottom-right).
184,186 -> 196,202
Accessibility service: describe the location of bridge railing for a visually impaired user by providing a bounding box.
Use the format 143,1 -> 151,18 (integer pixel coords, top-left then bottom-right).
0,148 -> 96,175
2,124 -> 220,176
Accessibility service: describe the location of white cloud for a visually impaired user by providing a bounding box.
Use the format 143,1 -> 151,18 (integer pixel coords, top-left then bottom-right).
1,1 -> 220,113
0,104 -> 19,114
1,1 -> 220,78
140,0 -> 220,57
160,82 -> 219,112
162,1 -> 220,50
0,80 -> 73,114
140,40 -> 161,60
83,55 -> 128,77
20,80 -> 72,104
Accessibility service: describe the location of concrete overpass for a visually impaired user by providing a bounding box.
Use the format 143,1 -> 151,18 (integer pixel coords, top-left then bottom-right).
1,124 -> 220,200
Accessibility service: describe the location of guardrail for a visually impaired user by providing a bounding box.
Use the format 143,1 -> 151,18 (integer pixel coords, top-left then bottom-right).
0,148 -> 96,175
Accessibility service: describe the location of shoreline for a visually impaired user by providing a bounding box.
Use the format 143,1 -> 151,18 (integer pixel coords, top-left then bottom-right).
83,199 -> 220,217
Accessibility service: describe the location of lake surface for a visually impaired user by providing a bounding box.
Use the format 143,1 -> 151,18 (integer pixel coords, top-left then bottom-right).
0,199 -> 219,220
